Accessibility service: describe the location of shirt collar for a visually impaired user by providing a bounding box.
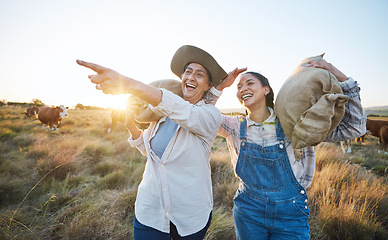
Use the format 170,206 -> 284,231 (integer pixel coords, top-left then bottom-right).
157,99 -> 206,124
195,99 -> 206,106
246,107 -> 275,127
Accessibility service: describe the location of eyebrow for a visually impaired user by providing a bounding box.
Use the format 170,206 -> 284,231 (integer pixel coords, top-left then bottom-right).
238,78 -> 255,86
186,67 -> 205,74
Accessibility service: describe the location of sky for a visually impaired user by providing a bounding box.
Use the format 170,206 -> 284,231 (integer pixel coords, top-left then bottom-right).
1,0 -> 387,110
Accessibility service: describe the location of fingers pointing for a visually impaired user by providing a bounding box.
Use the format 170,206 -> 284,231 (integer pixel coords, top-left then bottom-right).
89,74 -> 106,84
76,59 -> 107,74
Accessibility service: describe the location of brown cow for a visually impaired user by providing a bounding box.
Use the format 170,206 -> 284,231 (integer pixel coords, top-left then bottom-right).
38,105 -> 69,130
366,118 -> 388,138
108,109 -> 126,133
355,134 -> 366,143
378,126 -> 388,154
24,106 -> 39,119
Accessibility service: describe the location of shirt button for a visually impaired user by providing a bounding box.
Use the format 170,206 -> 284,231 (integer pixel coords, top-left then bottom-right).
305,206 -> 308,209
304,199 -> 308,203
300,190 -> 305,195
241,142 -> 245,146
279,144 -> 284,149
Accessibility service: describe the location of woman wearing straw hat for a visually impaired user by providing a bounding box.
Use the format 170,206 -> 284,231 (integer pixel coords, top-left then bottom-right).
77,45 -> 245,240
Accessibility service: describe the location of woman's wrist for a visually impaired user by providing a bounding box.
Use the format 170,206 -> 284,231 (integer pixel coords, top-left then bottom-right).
336,75 -> 349,82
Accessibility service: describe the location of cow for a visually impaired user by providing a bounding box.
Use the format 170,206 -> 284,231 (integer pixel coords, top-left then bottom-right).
339,119 -> 388,153
355,134 -> 366,144
24,106 -> 39,119
378,126 -> 388,154
108,109 -> 126,133
340,139 -> 353,153
366,118 -> 388,138
38,105 -> 68,130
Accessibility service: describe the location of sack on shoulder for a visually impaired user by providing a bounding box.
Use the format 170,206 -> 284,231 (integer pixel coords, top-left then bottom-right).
274,54 -> 349,149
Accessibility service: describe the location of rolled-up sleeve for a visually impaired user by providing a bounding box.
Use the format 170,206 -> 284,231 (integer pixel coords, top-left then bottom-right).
203,87 -> 222,105
150,89 -> 222,137
324,77 -> 367,142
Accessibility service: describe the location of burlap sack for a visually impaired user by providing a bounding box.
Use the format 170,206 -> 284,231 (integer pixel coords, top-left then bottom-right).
127,79 -> 183,123
274,54 -> 349,149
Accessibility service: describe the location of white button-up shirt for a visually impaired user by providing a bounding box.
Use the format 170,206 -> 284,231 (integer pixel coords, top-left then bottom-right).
128,89 -> 221,236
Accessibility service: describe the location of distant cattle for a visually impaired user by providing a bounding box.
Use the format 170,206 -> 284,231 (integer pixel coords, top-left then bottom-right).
378,126 -> 388,154
340,135 -> 369,154
38,105 -> 68,130
108,109 -> 126,133
355,134 -> 366,143
340,139 -> 353,153
366,119 -> 388,138
24,106 -> 39,119
339,119 -> 388,154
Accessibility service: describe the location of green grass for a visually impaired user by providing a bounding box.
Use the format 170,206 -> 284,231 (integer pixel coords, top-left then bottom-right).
0,107 -> 387,239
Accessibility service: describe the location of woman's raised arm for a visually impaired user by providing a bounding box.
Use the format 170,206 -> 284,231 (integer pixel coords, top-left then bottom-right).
76,60 -> 162,107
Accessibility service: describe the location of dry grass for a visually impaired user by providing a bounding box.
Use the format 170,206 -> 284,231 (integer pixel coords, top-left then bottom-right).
309,143 -> 388,239
1,107 -> 387,239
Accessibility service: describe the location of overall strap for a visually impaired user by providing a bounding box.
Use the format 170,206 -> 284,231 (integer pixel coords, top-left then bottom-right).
239,118 -> 247,141
275,118 -> 285,143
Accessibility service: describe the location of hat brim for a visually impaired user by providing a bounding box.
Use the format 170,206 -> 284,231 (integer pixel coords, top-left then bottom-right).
170,45 -> 227,85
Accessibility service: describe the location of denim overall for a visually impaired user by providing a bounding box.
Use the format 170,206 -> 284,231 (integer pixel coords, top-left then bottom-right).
233,119 -> 310,240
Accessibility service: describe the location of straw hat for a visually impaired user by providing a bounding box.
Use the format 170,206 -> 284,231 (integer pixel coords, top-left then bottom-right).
170,45 -> 227,85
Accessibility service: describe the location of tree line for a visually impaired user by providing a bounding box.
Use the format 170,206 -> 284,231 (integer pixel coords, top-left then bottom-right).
0,99 -> 104,110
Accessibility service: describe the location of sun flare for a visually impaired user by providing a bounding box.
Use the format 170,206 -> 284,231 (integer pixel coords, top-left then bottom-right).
91,94 -> 129,110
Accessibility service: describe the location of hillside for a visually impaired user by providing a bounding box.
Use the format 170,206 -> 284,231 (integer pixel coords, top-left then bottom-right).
220,107 -> 245,115
365,106 -> 388,117
365,105 -> 388,110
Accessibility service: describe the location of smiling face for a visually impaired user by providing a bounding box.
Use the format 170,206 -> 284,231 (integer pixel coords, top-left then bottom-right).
237,73 -> 269,110
181,63 -> 212,104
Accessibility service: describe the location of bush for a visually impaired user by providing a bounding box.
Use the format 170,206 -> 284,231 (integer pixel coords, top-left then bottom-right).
98,170 -> 128,189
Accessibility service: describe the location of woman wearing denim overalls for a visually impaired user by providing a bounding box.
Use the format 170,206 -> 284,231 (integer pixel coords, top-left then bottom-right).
212,60 -> 366,239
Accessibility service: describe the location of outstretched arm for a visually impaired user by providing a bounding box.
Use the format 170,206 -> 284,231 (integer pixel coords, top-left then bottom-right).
76,60 -> 162,107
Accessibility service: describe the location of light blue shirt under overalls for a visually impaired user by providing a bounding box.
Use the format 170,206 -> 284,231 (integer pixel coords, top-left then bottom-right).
233,118 -> 310,240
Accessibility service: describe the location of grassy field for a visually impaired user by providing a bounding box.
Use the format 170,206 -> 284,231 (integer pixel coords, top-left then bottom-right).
1,107 -> 387,239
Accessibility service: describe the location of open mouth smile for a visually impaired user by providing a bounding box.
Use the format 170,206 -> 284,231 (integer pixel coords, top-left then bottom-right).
241,93 -> 253,100
185,83 -> 197,90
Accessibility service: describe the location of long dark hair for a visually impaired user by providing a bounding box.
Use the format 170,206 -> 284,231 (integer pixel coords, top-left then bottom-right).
244,72 -> 274,109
